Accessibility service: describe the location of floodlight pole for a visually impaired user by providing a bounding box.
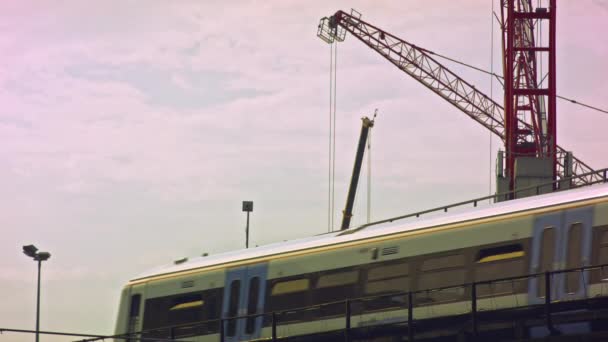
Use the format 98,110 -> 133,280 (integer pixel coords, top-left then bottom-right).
36,259 -> 41,342
246,212 -> 250,249
242,201 -> 253,249
22,245 -> 50,342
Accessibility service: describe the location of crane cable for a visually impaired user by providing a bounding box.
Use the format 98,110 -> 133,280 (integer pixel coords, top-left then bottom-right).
328,42 -> 333,232
420,47 -> 608,115
367,124 -> 372,224
489,0 -> 495,203
328,41 -> 339,232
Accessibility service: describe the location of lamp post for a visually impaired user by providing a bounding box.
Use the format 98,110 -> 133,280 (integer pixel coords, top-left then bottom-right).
242,201 -> 253,248
22,244 -> 51,342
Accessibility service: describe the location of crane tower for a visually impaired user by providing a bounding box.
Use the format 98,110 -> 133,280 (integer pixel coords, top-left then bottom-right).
498,0 -> 558,198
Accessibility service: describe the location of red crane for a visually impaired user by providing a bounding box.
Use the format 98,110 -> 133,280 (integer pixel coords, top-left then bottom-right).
318,6 -> 601,197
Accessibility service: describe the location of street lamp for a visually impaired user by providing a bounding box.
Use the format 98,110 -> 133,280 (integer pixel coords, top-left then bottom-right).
22,244 -> 51,342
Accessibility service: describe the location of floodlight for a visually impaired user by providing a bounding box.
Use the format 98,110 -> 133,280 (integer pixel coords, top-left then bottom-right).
35,252 -> 51,261
23,245 -> 38,258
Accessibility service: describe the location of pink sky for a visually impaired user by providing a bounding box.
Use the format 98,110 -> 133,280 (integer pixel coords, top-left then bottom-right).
1,1 -> 607,341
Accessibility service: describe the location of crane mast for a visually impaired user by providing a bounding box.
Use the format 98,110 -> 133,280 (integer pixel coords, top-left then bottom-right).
318,8 -> 601,198
500,0 -> 557,196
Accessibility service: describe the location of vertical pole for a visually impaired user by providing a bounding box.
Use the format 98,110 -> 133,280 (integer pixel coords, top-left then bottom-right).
548,0 -> 557,185
505,0 -> 515,196
345,299 -> 351,342
170,327 -> 175,340
272,312 -> 277,341
36,260 -> 41,342
408,291 -> 414,341
219,318 -> 225,342
471,283 -> 478,338
246,211 -> 250,249
545,271 -> 553,333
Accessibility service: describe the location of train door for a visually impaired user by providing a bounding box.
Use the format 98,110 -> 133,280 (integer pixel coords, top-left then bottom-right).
529,208 -> 594,336
560,207 -> 593,299
529,212 -> 562,304
222,264 -> 268,341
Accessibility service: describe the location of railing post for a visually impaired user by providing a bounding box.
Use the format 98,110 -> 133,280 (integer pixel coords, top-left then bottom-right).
219,318 -> 224,342
345,299 -> 351,342
408,291 -> 414,342
272,312 -> 277,341
471,283 -> 478,338
170,326 -> 175,340
545,271 -> 554,333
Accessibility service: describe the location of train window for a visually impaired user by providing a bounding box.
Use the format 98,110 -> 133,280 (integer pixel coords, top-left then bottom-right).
129,294 -> 141,318
366,276 -> 409,294
267,277 -> 312,321
311,270 -> 361,317
540,227 -> 556,272
169,296 -> 204,311
600,230 -> 608,265
365,261 -> 409,295
227,280 -> 241,337
475,244 -> 525,296
126,294 -> 141,342
271,278 -> 310,295
566,223 -> 583,293
476,244 -> 524,263
245,277 -> 260,334
317,270 -> 358,288
418,255 -> 465,303
539,227 -> 556,297
420,254 -> 465,271
368,262 -> 409,280
142,288 -> 223,338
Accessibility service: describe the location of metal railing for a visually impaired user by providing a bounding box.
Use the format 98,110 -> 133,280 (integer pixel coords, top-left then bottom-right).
94,263 -> 608,342
341,167 -> 608,235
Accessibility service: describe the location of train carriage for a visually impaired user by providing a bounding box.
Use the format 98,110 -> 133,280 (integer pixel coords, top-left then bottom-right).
114,184 -> 608,341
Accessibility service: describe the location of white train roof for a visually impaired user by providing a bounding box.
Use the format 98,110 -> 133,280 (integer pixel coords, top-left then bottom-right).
131,183 -> 608,282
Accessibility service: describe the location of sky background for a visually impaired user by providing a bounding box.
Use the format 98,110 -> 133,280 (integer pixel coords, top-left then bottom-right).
1,1 -> 607,341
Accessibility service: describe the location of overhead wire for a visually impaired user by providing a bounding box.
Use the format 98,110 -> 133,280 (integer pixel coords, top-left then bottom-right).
421,46 -> 608,116
556,95 -> 608,115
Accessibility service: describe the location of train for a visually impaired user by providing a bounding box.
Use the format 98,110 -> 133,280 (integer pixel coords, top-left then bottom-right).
113,183 -> 608,341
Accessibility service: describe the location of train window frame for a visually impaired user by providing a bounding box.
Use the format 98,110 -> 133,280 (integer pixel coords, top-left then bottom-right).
271,278 -> 310,296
